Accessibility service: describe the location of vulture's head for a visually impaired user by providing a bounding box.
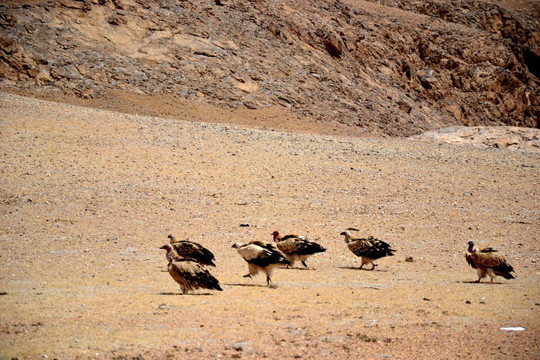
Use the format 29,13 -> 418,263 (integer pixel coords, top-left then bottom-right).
167,234 -> 176,243
467,241 -> 476,252
340,231 -> 351,242
232,242 -> 242,249
160,244 -> 173,251
160,244 -> 174,262
271,230 -> 280,241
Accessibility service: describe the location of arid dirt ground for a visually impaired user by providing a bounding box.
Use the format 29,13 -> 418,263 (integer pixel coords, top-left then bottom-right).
1,92 -> 539,359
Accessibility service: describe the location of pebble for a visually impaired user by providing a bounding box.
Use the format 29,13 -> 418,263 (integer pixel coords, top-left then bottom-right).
232,341 -> 247,351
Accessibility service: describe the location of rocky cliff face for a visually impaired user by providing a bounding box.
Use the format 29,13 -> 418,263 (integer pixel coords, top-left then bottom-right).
0,0 -> 538,136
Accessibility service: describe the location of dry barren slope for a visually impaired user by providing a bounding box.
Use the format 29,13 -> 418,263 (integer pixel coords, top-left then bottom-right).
0,0 -> 539,136
0,92 -> 539,359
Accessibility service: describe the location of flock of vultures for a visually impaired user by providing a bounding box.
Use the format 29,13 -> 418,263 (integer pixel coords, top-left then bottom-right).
159,230 -> 516,294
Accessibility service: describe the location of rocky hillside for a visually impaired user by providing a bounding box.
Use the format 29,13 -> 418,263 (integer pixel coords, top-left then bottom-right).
0,0 -> 538,136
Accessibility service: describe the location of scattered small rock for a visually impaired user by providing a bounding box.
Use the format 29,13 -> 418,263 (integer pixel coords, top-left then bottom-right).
232,341 -> 247,351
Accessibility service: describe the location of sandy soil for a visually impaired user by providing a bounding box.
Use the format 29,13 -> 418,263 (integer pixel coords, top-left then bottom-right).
0,92 -> 539,359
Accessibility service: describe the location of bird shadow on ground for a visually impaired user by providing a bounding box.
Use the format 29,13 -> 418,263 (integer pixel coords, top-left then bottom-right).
224,283 -> 268,288
158,292 -> 216,296
458,280 -> 506,285
338,266 -> 388,272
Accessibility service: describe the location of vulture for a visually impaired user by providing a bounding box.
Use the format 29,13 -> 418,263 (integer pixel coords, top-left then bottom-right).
167,234 -> 216,266
340,231 -> 396,270
160,244 -> 222,294
271,230 -> 326,268
465,241 -> 515,283
232,241 -> 290,286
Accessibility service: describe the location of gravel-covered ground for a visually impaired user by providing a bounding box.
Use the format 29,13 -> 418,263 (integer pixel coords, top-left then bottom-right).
0,92 -> 539,359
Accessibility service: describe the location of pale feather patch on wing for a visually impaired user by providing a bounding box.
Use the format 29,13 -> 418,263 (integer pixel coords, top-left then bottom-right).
236,241 -> 289,268
237,244 -> 266,261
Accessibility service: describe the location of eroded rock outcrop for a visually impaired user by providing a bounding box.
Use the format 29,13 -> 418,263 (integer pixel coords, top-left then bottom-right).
410,126 -> 540,152
0,0 -> 538,136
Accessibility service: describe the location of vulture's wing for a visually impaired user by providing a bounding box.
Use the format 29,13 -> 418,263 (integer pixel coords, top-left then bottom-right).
280,234 -> 303,241
349,238 -> 395,259
370,238 -> 395,253
276,237 -> 302,254
348,239 -> 372,256
249,240 -> 280,252
171,241 -> 216,266
475,252 -> 515,279
474,252 -> 506,268
239,242 -> 289,267
170,260 -> 222,291
278,237 -> 326,255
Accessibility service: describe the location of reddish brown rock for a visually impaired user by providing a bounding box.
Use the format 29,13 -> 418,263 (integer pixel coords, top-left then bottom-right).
0,0 -> 537,136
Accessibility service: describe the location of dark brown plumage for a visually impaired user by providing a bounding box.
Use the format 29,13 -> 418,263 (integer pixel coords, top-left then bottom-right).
465,241 -> 515,283
160,244 -> 222,294
272,230 -> 326,268
232,240 -> 290,286
168,234 -> 216,266
340,231 -> 395,270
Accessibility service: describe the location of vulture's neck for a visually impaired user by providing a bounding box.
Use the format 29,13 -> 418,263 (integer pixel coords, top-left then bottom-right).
166,249 -> 175,263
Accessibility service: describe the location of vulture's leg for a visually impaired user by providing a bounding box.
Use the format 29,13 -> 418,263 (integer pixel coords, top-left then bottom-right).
487,269 -> 496,283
